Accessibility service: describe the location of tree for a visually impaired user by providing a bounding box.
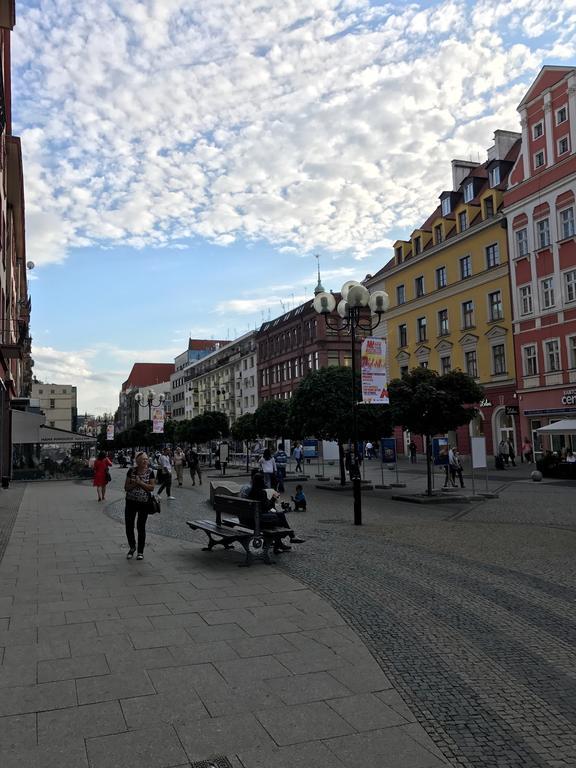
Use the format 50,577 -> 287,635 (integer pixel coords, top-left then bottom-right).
289,366 -> 392,483
231,413 -> 258,472
388,367 -> 484,496
253,400 -> 290,441
188,411 -> 229,445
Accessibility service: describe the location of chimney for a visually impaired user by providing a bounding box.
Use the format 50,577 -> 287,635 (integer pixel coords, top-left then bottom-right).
487,130 -> 522,162
451,160 -> 480,191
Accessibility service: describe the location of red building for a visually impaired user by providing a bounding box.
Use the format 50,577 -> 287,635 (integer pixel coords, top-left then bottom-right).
504,66 -> 576,456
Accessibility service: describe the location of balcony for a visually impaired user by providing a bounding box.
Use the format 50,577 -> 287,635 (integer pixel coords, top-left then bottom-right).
0,320 -> 29,360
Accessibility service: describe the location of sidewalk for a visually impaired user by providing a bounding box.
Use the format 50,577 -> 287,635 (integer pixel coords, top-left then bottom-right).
0,481 -> 447,768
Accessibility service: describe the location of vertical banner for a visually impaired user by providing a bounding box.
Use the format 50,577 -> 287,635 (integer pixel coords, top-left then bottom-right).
380,437 -> 397,464
152,405 -> 165,434
106,424 -> 114,441
432,437 -> 449,465
361,338 -> 389,404
471,437 -> 487,468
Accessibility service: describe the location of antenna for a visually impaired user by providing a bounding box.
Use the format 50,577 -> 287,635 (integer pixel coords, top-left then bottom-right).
314,253 -> 325,295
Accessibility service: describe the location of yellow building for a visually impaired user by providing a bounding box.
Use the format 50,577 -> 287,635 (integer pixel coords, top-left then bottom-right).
368,131 -> 523,455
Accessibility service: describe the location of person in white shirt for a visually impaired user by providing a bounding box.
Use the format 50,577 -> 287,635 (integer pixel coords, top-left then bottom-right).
156,448 -> 175,499
258,448 -> 277,489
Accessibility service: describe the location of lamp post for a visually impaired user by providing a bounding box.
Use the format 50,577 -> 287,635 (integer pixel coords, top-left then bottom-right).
313,280 -> 389,526
135,390 -> 165,422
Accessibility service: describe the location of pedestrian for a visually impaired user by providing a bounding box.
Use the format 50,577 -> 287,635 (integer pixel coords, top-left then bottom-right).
124,451 -> 156,560
156,448 -> 175,499
293,443 -> 303,472
521,437 -> 533,464
498,438 -> 510,466
408,440 -> 417,464
186,446 -> 202,486
274,444 -> 288,492
291,484 -> 307,511
173,446 -> 185,487
245,473 -> 305,553
93,451 -> 112,502
258,448 -> 277,489
507,439 -> 516,467
365,440 -> 373,459
449,447 -> 465,488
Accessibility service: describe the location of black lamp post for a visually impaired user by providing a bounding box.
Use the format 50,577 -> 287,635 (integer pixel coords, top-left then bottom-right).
313,280 -> 389,526
135,390 -> 165,421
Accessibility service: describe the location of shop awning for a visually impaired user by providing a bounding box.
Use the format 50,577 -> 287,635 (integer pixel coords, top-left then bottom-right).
12,409 -> 45,443
40,426 -> 97,444
535,419 -> 576,435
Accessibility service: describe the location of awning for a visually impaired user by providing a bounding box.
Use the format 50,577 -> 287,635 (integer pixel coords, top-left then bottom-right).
12,409 -> 45,443
535,419 -> 576,435
40,426 -> 97,444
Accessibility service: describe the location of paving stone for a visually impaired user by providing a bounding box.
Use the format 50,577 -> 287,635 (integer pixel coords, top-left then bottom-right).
375,689 -> 418,722
175,712 -> 275,761
329,664 -> 393,694
186,622 -> 249,643
256,701 -> 355,745
199,681 -> 286,718
0,738 -> 89,768
37,653 -> 110,683
0,679 -> 77,716
0,628 -> 37,647
120,689 -> 209,728
148,612 -> 206,630
129,627 -> 193,649
86,723 -> 188,768
38,622 -> 97,644
116,603 -> 172,619
238,740 -> 348,768
65,607 -> 121,624
327,692 -> 409,731
106,646 -> 175,672
8,612 -> 67,630
76,670 -> 155,705
0,713 -> 37,749
265,671 -> 353,706
69,633 -> 134,658
37,701 -> 127,743
274,648 -> 347,675
168,640 -> 239,665
214,655 -> 291,685
0,660 -> 37,687
225,635 -> 298,658
148,662 -> 229,698
325,728 -> 447,768
95,616 -> 155,636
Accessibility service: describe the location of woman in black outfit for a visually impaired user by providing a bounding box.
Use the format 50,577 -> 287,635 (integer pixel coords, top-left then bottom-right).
124,452 -> 156,561
245,473 -> 304,553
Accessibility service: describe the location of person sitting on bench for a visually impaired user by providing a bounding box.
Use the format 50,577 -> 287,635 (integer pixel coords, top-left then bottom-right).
244,473 -> 305,554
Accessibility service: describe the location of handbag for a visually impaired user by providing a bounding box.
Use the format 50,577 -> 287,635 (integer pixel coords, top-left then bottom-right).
147,492 -> 161,515
105,469 -> 112,484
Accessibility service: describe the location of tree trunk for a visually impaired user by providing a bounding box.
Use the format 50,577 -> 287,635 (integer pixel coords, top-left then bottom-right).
338,441 -> 346,485
425,434 -> 433,496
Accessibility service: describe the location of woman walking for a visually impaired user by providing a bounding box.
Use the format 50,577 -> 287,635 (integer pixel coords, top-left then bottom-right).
93,451 -> 112,502
124,451 -> 156,560
258,448 -> 277,489
173,446 -> 185,487
156,448 -> 175,499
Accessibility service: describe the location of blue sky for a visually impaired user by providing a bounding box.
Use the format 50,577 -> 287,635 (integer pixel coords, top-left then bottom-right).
11,0 -> 576,414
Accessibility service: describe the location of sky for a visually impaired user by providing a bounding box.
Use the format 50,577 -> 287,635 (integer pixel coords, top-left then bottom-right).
11,0 -> 576,415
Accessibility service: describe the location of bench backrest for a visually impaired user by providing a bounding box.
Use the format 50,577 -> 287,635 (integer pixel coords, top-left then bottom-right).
213,494 -> 262,533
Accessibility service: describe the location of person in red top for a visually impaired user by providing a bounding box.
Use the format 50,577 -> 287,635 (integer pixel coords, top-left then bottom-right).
93,451 -> 112,502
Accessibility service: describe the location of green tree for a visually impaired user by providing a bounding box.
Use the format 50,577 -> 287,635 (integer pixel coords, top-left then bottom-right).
188,411 -> 229,445
253,400 -> 290,441
388,367 -> 484,496
289,366 -> 392,484
231,413 -> 258,472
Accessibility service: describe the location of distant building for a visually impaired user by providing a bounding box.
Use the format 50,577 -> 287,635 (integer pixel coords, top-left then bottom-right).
30,383 -> 78,432
117,362 -> 175,431
171,338 -> 227,420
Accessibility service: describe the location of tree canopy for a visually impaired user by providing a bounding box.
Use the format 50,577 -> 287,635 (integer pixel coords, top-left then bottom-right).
231,412 -> 258,442
253,399 -> 290,439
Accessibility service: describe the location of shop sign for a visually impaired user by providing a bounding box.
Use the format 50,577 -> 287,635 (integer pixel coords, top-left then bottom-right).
480,398 -> 493,407
505,405 -> 519,416
561,389 -> 576,406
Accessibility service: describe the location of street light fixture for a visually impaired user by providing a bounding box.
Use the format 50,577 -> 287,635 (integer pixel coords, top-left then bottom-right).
313,280 -> 389,526
135,389 -> 166,421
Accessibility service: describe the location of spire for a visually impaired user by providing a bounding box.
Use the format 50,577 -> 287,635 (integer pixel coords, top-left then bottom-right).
314,253 -> 325,295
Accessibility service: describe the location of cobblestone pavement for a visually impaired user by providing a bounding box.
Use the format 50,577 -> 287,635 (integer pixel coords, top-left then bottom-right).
105,467 -> 576,768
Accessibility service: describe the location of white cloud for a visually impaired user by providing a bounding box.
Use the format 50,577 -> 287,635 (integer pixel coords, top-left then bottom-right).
12,1 -> 576,267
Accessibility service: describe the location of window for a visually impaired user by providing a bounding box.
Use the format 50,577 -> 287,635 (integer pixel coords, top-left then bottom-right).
523,345 -> 538,377
441,197 -> 451,216
541,278 -> 555,309
38,389 -> 43,394
569,336 -> 576,369
462,300 -> 474,329
488,290 -> 503,321
440,356 -> 451,375
49,399 -> 55,409
489,166 -> 500,187
564,270 -> 576,303
419,361 -> 429,369
465,350 -> 478,378
395,246 -> 403,263
417,317 -> 427,342
484,196 -> 494,218
536,218 -> 550,249
435,266 -> 447,289
545,339 -> 560,372
556,106 -> 567,125
533,121 -> 544,139
438,309 -> 449,336
415,276 -> 425,297
492,344 -> 506,375
458,210 -> 468,232
62,388 -> 67,394
463,181 -> 474,203
516,228 -> 528,257
400,365 -> 409,377
396,284 -> 406,305
434,224 -> 443,244
460,255 -> 472,279
413,236 -> 421,255
560,207 -> 575,239
534,150 -> 545,168
558,136 -> 569,156
519,285 -> 533,315
486,243 -> 500,268
398,324 -> 407,347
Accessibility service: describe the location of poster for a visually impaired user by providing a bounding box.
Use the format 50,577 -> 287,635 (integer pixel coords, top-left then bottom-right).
106,424 -> 114,441
432,437 -> 449,465
361,337 -> 389,404
303,439 -> 318,458
152,404 -> 165,434
380,437 -> 396,464
471,437 -> 487,468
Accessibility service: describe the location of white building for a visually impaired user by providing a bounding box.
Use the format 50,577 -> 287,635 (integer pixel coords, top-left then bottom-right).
30,382 -> 78,431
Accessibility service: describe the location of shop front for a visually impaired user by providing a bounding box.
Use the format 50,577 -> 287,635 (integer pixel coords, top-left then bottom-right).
520,387 -> 576,457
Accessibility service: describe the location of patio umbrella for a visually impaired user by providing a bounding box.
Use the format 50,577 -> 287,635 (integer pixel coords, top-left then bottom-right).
535,419 -> 576,434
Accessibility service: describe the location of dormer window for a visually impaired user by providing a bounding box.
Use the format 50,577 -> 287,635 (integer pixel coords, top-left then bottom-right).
463,181 -> 474,203
395,246 -> 403,263
413,236 -> 421,255
458,211 -> 468,232
441,197 -> 451,216
532,121 -> 544,139
488,166 -> 500,187
434,224 -> 443,245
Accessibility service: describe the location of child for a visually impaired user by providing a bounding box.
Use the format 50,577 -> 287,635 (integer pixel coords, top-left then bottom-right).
291,485 -> 307,512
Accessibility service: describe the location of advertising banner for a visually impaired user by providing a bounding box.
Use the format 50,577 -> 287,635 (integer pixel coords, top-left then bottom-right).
471,437 -> 487,468
380,437 -> 396,464
152,405 -> 165,434
302,439 -> 318,458
432,437 -> 449,465
360,337 -> 389,404
106,424 -> 114,441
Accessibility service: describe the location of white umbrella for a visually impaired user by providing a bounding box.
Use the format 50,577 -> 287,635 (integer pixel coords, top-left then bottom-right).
535,419 -> 576,434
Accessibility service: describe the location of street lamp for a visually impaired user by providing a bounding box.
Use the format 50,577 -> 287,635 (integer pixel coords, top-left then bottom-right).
313,280 -> 389,526
135,389 -> 165,421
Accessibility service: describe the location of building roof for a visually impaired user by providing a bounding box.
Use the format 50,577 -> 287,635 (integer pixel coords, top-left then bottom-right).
188,338 -> 228,351
518,65 -> 575,109
122,363 -> 175,392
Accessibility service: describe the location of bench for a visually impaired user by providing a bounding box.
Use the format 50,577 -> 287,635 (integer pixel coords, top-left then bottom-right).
187,494 -> 293,566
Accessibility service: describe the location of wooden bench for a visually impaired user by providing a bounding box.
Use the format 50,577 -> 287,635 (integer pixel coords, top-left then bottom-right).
187,494 -> 293,566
